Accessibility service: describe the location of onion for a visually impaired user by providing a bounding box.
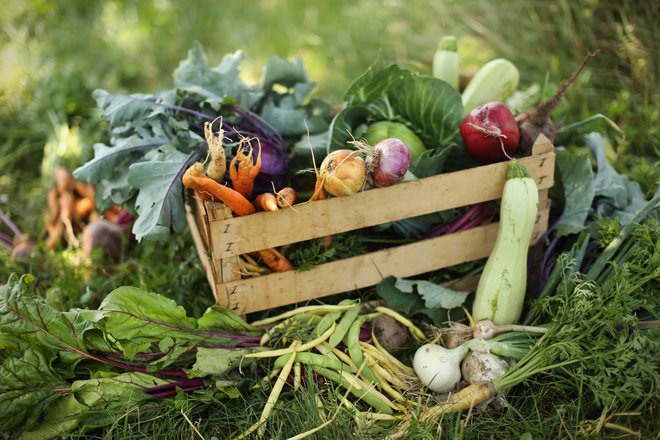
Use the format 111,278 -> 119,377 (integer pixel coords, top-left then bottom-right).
365,138 -> 411,188
319,149 -> 366,197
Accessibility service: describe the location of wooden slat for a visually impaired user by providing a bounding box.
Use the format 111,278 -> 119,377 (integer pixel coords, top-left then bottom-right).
185,200 -> 219,303
217,215 -> 548,314
209,139 -> 555,259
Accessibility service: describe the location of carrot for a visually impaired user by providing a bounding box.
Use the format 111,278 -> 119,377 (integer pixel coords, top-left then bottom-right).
74,197 -> 95,220
46,188 -> 60,225
182,162 -> 256,216
229,137 -> 262,198
256,247 -> 294,272
254,193 -> 279,212
46,221 -> 63,250
54,166 -> 74,194
103,205 -> 122,223
205,117 -> 226,183
421,382 -> 496,420
73,181 -> 95,199
276,187 -> 297,208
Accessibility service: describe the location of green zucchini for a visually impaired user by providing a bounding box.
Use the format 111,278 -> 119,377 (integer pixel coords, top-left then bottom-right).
432,35 -> 459,89
472,161 -> 539,325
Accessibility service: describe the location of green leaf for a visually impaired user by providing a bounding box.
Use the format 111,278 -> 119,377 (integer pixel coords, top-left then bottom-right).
0,347 -> 69,433
173,42 -> 260,109
375,277 -> 448,324
73,139 -> 166,185
0,275 -> 104,356
260,96 -> 328,137
395,278 -> 469,309
408,143 -> 456,178
197,306 -> 258,332
387,75 -> 464,147
344,57 -> 410,104
554,147 -> 596,237
188,347 -> 258,378
17,394 -> 85,440
260,56 -> 309,91
586,132 -> 648,224
127,145 -> 194,241
98,286 -> 200,358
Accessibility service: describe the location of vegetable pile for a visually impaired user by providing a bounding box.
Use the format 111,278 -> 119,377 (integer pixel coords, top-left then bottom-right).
2,35 -> 659,440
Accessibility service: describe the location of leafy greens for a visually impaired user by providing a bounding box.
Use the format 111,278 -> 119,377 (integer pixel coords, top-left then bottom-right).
74,42 -> 331,241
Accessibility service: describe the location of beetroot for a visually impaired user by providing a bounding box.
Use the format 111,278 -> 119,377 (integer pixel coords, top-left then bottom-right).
516,51 -> 598,154
460,102 -> 520,163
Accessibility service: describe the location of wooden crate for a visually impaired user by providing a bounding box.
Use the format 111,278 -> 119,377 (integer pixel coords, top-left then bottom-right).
186,135 -> 555,315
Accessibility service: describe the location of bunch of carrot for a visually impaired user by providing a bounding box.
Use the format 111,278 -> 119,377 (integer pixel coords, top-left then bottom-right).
183,123 -> 300,273
45,167 -> 126,250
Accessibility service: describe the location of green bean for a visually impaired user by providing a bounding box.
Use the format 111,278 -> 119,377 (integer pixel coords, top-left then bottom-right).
272,351 -> 356,372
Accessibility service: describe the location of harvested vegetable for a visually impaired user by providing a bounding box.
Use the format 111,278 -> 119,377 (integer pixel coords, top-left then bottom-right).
81,219 -> 125,262
229,137 -> 262,198
461,351 -> 510,385
471,161 -> 539,325
413,343 -> 470,393
460,102 -> 520,163
516,51 -> 598,153
432,35 -> 459,89
204,117 -> 227,182
182,162 -> 256,216
461,58 -> 519,113
0,210 -> 34,262
275,187 -> 297,208
254,192 -> 279,212
319,149 -> 366,197
364,138 -> 411,188
364,121 -> 426,161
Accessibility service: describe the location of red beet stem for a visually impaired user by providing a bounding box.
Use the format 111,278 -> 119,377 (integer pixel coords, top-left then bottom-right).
517,50 -> 599,126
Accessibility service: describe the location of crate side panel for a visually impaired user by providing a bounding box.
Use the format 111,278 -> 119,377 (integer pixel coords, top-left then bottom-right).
219,205 -> 546,315
211,150 -> 554,258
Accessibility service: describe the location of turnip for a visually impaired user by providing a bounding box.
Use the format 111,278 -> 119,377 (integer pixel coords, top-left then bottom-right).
460,102 -> 520,163
461,351 -> 510,385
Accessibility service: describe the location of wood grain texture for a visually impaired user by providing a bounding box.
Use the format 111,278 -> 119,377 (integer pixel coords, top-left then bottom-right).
216,216 -> 548,314
186,135 -> 556,313
208,137 -> 555,258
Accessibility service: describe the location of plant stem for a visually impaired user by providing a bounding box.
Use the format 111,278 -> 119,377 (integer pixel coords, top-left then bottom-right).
0,209 -> 22,236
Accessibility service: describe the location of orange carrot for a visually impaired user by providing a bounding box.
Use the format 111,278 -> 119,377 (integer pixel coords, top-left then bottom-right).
309,174 -> 326,201
74,197 -> 95,220
276,187 -> 297,208
256,247 -> 294,272
54,166 -> 74,194
183,162 -> 256,216
254,193 -> 279,212
73,181 -> 95,199
229,137 -> 262,198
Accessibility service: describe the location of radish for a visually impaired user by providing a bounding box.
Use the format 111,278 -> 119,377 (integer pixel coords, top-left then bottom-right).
460,102 -> 520,163
516,51 -> 598,153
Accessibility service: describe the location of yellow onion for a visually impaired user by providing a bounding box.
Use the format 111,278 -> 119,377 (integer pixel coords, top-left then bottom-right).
320,149 -> 366,197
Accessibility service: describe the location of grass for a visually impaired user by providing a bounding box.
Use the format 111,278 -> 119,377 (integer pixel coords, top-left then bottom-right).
0,0 -> 658,438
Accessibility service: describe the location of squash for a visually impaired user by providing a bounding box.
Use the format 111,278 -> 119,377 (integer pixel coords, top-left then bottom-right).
462,58 -> 519,113
432,35 -> 459,89
471,161 -> 539,325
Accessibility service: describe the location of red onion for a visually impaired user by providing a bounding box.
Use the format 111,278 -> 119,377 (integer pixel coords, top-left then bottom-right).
365,138 -> 411,188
